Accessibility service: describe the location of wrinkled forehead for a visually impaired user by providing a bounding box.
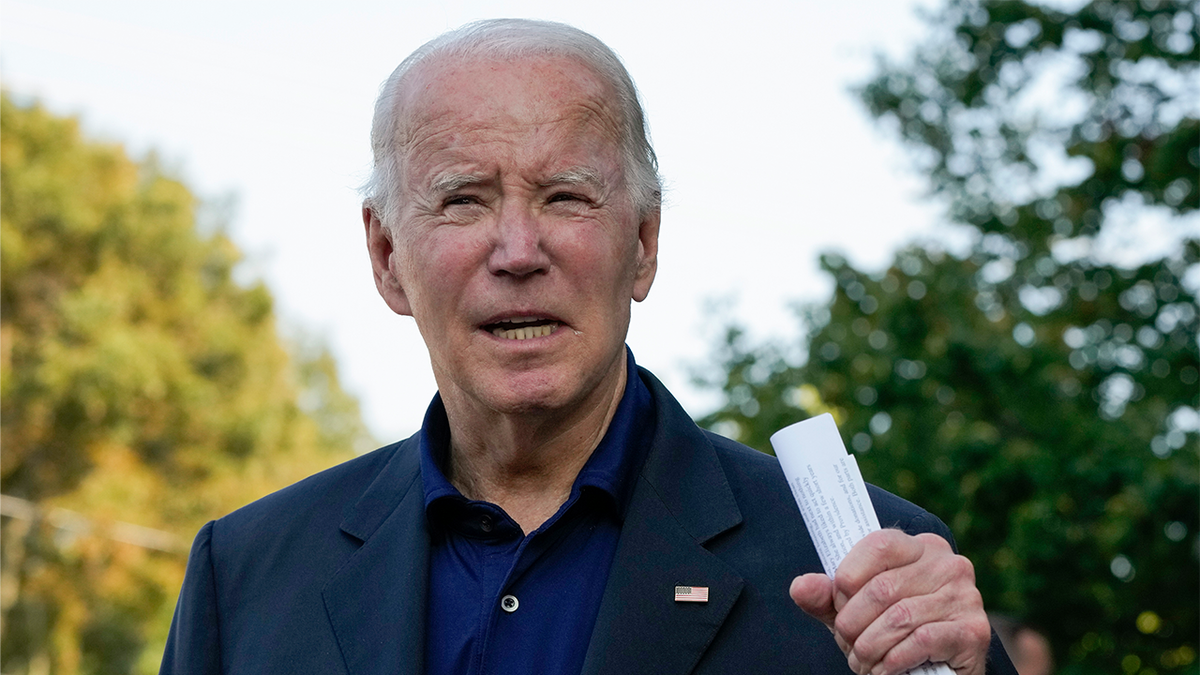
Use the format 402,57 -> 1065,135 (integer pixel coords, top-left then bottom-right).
394,52 -> 624,149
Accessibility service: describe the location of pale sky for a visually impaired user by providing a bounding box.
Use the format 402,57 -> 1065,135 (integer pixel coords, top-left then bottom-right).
3,0 -> 951,443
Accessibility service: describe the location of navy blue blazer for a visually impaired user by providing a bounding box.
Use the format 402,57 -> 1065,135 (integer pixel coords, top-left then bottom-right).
161,369 -> 1016,675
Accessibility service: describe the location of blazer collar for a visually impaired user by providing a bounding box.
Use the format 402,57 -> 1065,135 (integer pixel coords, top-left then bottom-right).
323,366 -> 747,675
581,368 -> 745,675
324,435 -> 429,675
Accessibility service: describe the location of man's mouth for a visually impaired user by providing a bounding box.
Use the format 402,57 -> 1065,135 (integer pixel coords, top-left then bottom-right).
484,316 -> 561,340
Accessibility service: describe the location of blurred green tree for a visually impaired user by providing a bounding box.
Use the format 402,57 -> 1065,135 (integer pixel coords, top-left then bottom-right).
0,93 -> 374,674
696,1 -> 1198,673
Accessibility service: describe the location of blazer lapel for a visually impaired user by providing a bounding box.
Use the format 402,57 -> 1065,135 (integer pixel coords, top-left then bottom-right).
323,437 -> 429,675
581,371 -> 745,675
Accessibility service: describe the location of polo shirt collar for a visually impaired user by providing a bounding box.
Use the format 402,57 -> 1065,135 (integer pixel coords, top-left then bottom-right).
419,347 -> 654,522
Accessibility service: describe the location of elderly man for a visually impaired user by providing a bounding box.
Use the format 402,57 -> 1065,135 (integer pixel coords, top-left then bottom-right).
161,19 -> 1015,675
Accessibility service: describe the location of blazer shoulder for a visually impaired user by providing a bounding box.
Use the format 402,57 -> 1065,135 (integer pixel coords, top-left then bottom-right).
211,435 -> 418,546
701,429 -> 954,544
865,483 -> 954,542
702,429 -> 784,475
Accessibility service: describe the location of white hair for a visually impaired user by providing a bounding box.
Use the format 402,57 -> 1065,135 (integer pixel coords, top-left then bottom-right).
361,19 -> 662,227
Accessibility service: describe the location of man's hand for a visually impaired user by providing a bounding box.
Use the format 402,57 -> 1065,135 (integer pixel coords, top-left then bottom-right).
789,529 -> 991,675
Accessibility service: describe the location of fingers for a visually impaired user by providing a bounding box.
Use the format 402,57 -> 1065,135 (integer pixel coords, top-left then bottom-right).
842,571 -> 988,675
834,532 -> 961,639
789,573 -> 837,629
829,531 -> 990,675
851,616 -> 992,675
832,530 -> 933,607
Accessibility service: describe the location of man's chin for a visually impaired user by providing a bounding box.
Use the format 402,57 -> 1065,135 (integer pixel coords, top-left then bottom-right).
475,381 -> 573,416
441,348 -> 626,419
469,367 -> 614,419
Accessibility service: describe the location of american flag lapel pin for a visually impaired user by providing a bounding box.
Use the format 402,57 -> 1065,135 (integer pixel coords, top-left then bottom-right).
674,585 -> 709,603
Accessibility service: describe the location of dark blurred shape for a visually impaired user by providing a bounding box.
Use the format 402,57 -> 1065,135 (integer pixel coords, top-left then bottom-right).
991,613 -> 1054,675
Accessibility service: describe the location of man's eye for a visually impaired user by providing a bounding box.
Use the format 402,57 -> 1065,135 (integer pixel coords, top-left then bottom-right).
548,193 -> 582,204
444,195 -> 478,207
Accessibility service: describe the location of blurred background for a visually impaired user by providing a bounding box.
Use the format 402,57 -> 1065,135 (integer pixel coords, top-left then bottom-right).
1,0 -> 1196,673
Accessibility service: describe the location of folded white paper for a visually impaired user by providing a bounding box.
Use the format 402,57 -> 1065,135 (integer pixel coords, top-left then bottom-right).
771,413 -> 953,675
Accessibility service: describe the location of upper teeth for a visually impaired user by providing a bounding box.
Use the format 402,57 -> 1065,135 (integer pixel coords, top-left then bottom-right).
493,324 -> 557,340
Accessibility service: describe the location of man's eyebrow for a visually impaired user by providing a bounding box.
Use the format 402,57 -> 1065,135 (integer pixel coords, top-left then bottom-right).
542,167 -> 606,189
429,173 -> 485,193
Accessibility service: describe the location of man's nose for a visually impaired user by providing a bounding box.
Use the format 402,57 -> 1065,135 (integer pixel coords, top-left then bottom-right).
487,202 -> 550,278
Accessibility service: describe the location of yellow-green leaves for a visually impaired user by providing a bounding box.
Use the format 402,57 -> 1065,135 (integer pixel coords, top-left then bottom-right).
1,93 -> 372,673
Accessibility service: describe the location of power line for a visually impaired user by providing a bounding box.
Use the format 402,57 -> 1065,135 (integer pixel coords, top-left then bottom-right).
0,494 -> 188,555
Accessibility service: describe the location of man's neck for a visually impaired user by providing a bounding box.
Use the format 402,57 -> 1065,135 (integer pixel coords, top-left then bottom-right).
442,362 -> 628,534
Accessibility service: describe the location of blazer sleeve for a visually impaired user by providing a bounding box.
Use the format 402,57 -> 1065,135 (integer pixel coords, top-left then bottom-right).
160,521 -> 222,675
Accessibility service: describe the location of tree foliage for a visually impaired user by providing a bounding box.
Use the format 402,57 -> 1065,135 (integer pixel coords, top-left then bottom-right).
0,93 -> 373,674
697,1 -> 1198,673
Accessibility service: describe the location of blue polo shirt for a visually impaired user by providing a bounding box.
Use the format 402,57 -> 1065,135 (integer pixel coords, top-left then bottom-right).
420,350 -> 654,675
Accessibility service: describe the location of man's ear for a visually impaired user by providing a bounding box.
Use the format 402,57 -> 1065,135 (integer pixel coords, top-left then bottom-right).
363,206 -> 413,316
632,207 -> 660,303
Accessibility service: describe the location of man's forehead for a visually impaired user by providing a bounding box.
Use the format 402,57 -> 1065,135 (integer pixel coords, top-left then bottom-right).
397,51 -> 616,128
392,52 -> 627,187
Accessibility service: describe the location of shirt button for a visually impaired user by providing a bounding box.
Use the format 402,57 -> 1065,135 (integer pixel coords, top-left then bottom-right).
500,594 -> 519,613
479,515 -> 493,533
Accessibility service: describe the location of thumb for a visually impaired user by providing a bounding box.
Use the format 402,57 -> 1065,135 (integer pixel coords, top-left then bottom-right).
789,573 -> 837,628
